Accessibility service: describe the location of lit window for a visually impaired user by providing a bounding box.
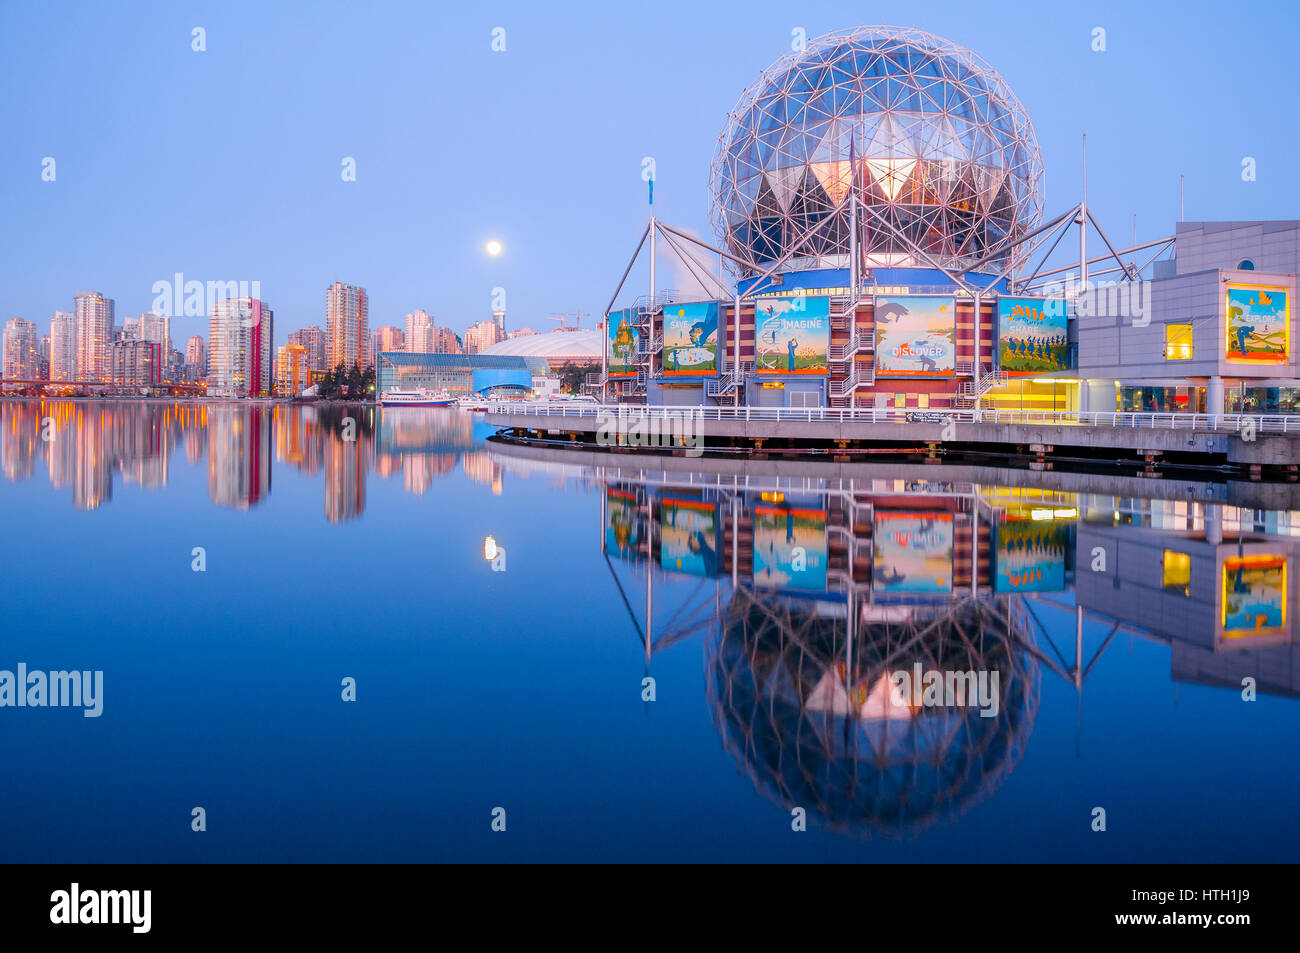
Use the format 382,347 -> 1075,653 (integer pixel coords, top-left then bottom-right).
917,393 -> 930,409
894,393 -> 906,408
1165,324 -> 1193,360
1163,551 -> 1191,595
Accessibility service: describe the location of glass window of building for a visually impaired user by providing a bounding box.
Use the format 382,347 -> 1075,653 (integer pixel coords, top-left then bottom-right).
1120,385 -> 1206,413
1229,386 -> 1300,414
1164,324 -> 1193,360
1162,550 -> 1191,596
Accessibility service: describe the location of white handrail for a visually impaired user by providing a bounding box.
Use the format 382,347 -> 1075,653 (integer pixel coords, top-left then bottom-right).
482,402 -> 1300,434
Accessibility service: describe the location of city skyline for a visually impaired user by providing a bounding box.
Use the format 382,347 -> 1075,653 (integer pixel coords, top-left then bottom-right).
0,279 -> 501,388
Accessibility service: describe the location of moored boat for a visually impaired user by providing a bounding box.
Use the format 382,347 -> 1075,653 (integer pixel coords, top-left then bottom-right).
381,388 -> 456,407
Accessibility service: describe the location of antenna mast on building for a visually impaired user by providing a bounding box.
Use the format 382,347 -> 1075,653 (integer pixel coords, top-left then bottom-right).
1078,133 -> 1088,292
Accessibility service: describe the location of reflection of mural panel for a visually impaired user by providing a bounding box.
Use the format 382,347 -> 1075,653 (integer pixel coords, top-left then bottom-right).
662,301 -> 719,376
754,296 -> 830,375
606,487 -> 646,562
998,296 -> 1069,374
1221,554 -> 1287,639
660,495 -> 719,577
873,512 -> 954,594
875,296 -> 955,376
752,504 -> 828,591
1226,284 -> 1289,363
994,520 -> 1072,593
607,309 -> 639,377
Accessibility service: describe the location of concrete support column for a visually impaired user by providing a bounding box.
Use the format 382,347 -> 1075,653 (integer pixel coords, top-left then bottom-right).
1078,379 -> 1090,413
1206,504 -> 1223,545
1208,375 -> 1225,415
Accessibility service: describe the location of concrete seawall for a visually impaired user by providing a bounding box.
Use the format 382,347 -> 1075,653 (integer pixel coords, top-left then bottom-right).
485,409 -> 1300,467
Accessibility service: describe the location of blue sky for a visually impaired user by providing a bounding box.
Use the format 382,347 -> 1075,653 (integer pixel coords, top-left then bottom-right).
1,0 -> 1297,341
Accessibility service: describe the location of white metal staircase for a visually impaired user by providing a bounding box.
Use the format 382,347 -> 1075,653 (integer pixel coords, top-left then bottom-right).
827,289 -> 868,403
706,361 -> 752,399
956,367 -> 1007,408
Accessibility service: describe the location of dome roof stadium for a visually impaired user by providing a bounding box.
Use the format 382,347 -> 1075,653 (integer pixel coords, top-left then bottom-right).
709,25 -> 1044,277
478,329 -> 603,361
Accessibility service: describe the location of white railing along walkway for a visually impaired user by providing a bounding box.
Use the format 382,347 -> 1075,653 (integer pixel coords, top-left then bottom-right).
485,402 -> 1300,434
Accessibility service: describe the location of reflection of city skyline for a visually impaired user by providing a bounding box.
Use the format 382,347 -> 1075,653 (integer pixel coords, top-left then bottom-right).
0,399 -> 493,518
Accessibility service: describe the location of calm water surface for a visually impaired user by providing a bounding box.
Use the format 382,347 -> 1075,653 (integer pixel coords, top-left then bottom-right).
1,399 -> 1297,862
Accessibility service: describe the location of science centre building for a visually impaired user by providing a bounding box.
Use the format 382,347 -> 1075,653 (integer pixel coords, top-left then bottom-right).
597,26 -> 1298,417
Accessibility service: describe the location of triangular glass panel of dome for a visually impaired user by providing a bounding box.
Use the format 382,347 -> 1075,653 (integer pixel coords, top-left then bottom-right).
803,63 -> 833,91
912,78 -> 942,115
757,126 -> 784,161
788,67 -> 815,96
915,52 -> 944,80
969,128 -> 1001,167
725,197 -> 747,228
829,62 -> 857,89
865,111 -> 908,157
754,174 -> 782,218
810,160 -> 853,205
973,165 -> 1007,214
957,122 -> 982,161
919,115 -> 965,163
863,158 -> 917,202
767,166 -> 804,213
898,114 -> 929,156
806,87 -> 837,121
919,158 -> 960,205
809,118 -> 851,163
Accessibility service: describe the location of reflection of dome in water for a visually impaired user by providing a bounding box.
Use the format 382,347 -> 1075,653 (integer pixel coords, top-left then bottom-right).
706,590 -> 1039,839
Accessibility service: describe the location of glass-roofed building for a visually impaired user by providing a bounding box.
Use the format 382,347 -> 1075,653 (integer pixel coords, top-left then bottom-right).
377,352 -> 552,398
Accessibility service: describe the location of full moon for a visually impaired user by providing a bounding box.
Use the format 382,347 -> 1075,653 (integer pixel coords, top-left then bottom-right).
485,239 -> 503,256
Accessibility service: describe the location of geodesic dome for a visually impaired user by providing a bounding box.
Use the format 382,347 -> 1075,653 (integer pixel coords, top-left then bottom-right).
709,26 -> 1044,277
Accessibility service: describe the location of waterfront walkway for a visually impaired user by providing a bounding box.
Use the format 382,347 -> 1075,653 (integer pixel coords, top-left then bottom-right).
489,402 -> 1300,433
485,402 -> 1300,467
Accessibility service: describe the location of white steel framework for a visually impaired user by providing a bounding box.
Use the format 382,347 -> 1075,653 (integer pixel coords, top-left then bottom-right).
709,26 -> 1045,279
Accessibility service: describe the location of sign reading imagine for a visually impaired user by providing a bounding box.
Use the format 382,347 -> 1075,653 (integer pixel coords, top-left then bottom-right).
659,496 -> 719,577
662,301 -> 719,376
1226,284 -> 1289,363
752,503 -> 828,592
754,296 -> 830,375
874,296 -> 956,376
998,297 -> 1069,374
